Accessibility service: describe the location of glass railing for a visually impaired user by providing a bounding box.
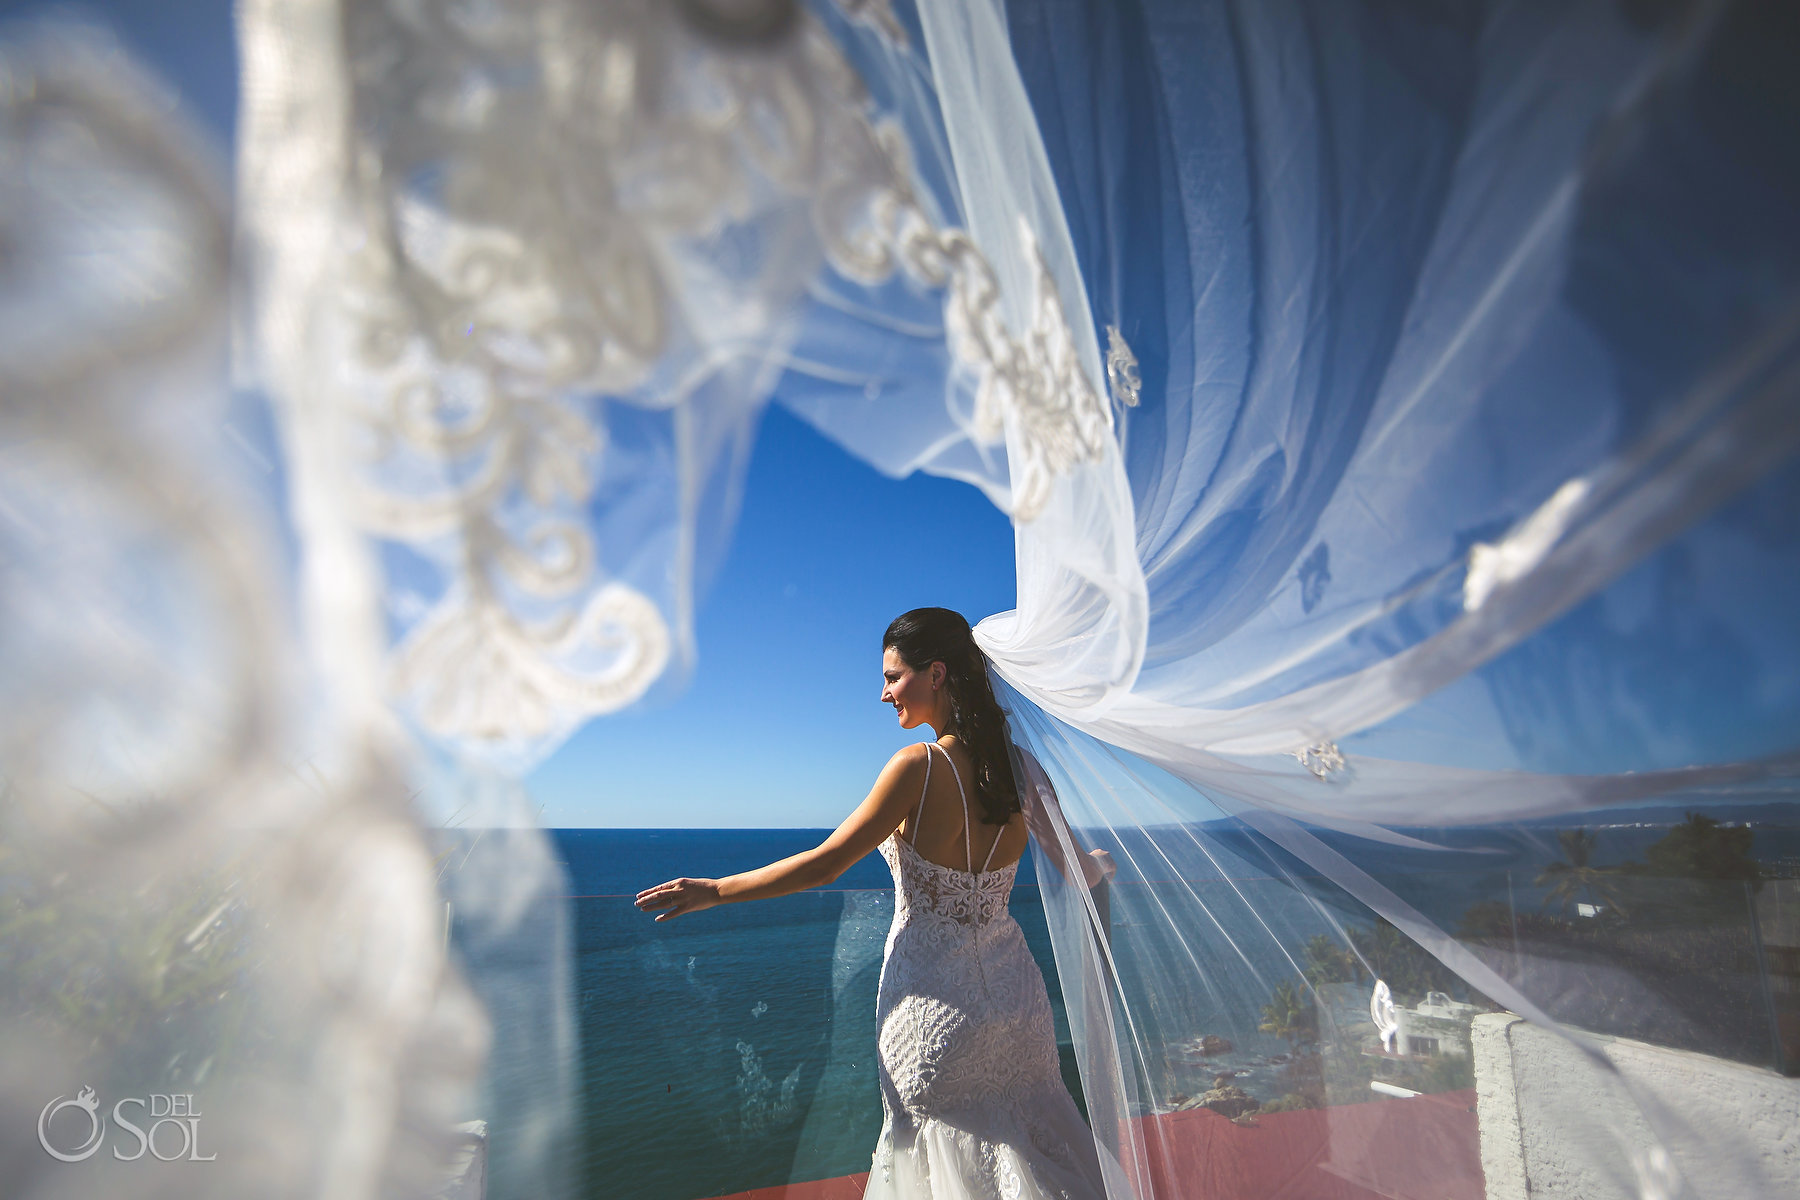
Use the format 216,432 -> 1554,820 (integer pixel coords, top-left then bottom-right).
453,865 -> 1799,1200
558,885 -> 1078,1200
1105,868 -> 1794,1108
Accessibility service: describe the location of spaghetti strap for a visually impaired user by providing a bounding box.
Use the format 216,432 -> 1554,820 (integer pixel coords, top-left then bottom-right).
935,744 -> 976,875
912,743 -> 1000,875
978,820 -> 1004,874
905,743 -> 933,846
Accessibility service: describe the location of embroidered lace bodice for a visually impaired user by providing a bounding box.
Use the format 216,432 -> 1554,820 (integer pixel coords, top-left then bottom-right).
865,744 -> 1105,1200
885,825 -> 1018,927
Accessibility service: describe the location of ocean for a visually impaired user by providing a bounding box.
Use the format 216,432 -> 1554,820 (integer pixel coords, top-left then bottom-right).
447,818 -> 1797,1200
548,829 -> 1067,1200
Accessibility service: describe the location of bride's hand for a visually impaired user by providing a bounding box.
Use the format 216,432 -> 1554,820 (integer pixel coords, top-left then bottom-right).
1087,848 -> 1118,884
635,877 -> 722,922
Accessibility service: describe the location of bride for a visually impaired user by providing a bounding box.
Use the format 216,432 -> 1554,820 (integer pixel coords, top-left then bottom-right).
637,607 -> 1114,1199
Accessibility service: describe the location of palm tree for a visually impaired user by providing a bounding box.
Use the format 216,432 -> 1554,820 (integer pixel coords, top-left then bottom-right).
1537,828 -> 1626,917
1258,979 -> 1317,1053
1641,812 -> 1761,884
1301,933 -> 1363,988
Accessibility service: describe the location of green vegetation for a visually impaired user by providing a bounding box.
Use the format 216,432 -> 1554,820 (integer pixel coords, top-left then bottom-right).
1256,1091 -> 1313,1113
1537,828 -> 1628,917
0,820 -> 262,1093
1301,933 -> 1362,988
1250,811 -> 1777,1112
1299,920 -> 1464,1003
1251,918 -> 1487,1114
1257,979 -> 1317,1053
1627,812 -> 1762,886
1464,818 -> 1778,1067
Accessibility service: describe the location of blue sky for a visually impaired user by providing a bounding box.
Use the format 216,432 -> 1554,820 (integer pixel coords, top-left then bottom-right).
22,0 -> 1017,827
3,1 -> 240,144
21,0 -> 1798,828
529,406 -> 1015,827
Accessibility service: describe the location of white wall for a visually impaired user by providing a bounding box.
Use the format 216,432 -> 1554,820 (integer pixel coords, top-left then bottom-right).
434,1120 -> 487,1200
1472,1014 -> 1799,1200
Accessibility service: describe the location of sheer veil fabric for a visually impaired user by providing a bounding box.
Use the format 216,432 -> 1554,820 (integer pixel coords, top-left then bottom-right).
803,4 -> 1800,1189
3,1 -> 1797,1199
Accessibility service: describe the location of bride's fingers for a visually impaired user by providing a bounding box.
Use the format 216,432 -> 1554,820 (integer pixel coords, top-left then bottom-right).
639,878 -> 713,920
637,880 -> 694,912
653,893 -> 692,921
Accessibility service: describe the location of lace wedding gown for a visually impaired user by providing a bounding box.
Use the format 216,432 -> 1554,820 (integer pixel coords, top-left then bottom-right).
868,744 -> 1107,1200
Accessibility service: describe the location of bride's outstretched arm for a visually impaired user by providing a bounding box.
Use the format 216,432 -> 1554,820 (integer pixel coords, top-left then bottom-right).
1014,744 -> 1116,890
634,743 -> 930,921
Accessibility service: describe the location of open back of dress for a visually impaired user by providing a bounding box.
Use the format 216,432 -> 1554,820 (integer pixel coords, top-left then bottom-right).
870,743 -> 1106,1199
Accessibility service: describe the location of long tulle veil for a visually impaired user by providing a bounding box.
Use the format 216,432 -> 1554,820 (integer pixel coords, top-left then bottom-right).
2,1 -> 1796,1198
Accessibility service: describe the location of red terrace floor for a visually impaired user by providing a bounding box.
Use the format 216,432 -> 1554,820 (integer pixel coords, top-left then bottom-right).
709,1091 -> 1481,1200
713,1174 -> 870,1200
1132,1089 -> 1482,1200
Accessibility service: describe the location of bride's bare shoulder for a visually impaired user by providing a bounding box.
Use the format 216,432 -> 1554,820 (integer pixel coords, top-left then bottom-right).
879,742 -> 932,778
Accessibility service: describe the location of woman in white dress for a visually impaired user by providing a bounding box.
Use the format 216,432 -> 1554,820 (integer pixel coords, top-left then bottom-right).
636,607 -> 1113,1199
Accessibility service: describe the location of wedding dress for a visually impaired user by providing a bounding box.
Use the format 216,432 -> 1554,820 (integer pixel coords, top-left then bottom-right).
869,743 -> 1107,1200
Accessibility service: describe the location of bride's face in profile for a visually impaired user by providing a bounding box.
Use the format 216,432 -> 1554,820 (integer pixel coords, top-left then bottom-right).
882,647 -> 943,730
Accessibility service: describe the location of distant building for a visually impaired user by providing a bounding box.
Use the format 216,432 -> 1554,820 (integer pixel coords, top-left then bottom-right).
1763,855 -> 1800,881
1394,992 -> 1479,1059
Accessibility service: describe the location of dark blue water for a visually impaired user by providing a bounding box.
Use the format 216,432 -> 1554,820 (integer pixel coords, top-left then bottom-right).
547,830 -> 1063,1200
483,817 -> 1799,1200
554,828 -> 1041,896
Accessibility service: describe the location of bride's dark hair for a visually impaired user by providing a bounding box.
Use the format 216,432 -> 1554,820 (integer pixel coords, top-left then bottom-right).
883,607 -> 1019,826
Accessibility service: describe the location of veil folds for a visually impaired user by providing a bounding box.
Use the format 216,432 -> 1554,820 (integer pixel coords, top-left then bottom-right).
3,1 -> 1797,1198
